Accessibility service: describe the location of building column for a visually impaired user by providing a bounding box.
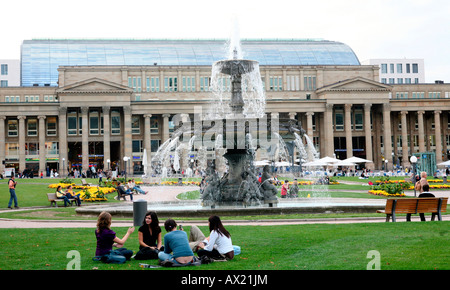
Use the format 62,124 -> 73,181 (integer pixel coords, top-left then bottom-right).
383,104 -> 393,170
364,104 -> 373,169
162,114 -> 171,143
324,104 -> 334,157
18,116 -> 26,172
345,104 -> 353,158
306,112 -> 314,138
435,110 -> 443,165
417,111 -> 426,153
38,116 -> 46,175
81,107 -> 89,172
102,106 -> 110,170
400,111 -> 410,169
0,116 -> 5,173
144,114 -> 152,173
123,106 -> 132,163
58,107 -> 68,177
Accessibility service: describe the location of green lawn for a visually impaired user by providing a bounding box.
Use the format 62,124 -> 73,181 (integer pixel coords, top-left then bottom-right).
0,222 -> 448,270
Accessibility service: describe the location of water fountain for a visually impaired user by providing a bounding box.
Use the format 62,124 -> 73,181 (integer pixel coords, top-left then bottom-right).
76,25 -> 385,218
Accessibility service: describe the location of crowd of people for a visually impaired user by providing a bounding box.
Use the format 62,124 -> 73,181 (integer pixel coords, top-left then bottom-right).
94,211 -> 238,267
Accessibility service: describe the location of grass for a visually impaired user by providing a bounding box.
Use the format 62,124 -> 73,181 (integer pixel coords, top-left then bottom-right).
0,222 -> 449,270
1,176 -> 449,271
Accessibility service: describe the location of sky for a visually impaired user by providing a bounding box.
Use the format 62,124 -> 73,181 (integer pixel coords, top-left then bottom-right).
2,0 -> 450,82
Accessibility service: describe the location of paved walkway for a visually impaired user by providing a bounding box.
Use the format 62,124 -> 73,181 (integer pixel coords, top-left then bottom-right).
1,184 -> 449,228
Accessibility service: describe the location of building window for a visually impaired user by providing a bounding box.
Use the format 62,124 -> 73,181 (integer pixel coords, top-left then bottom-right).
396,92 -> 408,99
45,142 -> 59,155
381,78 -> 387,84
132,140 -> 143,153
47,117 -> 57,136
389,78 -> 395,84
132,116 -> 140,134
412,92 -> 424,99
1,64 -> 8,75
406,64 -> 411,73
150,116 -> 159,134
270,76 -> 283,91
89,109 -> 99,135
8,119 -> 18,136
303,76 -> 316,91
381,64 -> 387,74
25,95 -> 40,102
151,140 -> 161,152
412,64 -> 418,73
164,77 -> 177,92
6,143 -> 19,156
111,110 -> 121,135
390,64 -> 394,73
44,95 -> 57,102
397,64 -> 403,73
200,77 -> 210,92
26,142 -> 39,155
182,76 -> 195,92
334,107 -> 344,131
397,78 -> 403,84
405,78 -> 411,84
67,110 -> 78,135
147,77 -> 160,92
128,77 -> 142,92
354,108 -> 363,130
27,118 -> 38,136
1,80 -> 8,87
5,96 -> 20,102
428,92 -> 441,99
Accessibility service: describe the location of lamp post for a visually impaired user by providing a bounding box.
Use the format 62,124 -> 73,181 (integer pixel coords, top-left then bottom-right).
62,158 -> 65,178
107,159 -> 110,171
410,155 -> 418,197
123,156 -> 128,181
385,159 -> 388,172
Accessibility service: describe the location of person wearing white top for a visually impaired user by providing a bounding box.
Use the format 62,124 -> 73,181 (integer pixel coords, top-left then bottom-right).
197,215 -> 234,260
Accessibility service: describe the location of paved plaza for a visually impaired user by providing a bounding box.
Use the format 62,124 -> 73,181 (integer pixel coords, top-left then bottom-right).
1,182 -> 448,228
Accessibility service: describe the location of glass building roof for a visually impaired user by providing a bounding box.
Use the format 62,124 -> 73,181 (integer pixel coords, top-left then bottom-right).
20,39 -> 360,86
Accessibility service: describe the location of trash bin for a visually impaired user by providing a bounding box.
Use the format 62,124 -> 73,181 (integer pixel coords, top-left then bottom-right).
133,199 -> 147,226
178,177 -> 183,185
443,176 -> 447,184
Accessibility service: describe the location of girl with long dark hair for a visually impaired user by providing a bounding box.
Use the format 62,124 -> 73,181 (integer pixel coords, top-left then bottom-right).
197,215 -> 234,260
135,211 -> 163,260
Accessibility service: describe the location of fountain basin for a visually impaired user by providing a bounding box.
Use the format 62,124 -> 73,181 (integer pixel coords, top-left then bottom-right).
75,199 -> 385,219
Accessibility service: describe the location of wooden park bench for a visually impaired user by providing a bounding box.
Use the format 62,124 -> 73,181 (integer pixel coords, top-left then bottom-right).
377,197 -> 448,222
47,193 -> 77,207
81,179 -> 92,186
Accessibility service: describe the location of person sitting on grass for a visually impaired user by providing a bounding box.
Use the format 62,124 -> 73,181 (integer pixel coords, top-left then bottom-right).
135,211 -> 163,260
197,215 -> 234,261
94,211 -> 134,263
158,219 -> 195,266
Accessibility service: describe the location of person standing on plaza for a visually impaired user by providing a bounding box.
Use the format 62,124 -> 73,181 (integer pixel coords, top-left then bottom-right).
8,175 -> 19,209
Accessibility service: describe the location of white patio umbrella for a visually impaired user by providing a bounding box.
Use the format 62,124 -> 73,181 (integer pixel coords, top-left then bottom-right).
303,159 -> 329,167
333,160 -> 356,167
254,160 -> 270,166
344,156 -> 373,163
437,160 -> 450,166
275,161 -> 291,167
318,156 -> 340,164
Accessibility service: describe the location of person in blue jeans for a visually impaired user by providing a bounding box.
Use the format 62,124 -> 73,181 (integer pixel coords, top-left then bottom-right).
158,219 -> 194,266
115,182 -> 133,200
55,185 -> 71,206
8,176 -> 19,209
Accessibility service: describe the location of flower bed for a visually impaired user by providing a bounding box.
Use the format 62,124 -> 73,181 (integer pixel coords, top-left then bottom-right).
48,183 -> 115,202
368,189 -> 406,197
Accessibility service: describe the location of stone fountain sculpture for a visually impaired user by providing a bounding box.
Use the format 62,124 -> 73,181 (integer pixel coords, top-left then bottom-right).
151,43 -> 309,207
